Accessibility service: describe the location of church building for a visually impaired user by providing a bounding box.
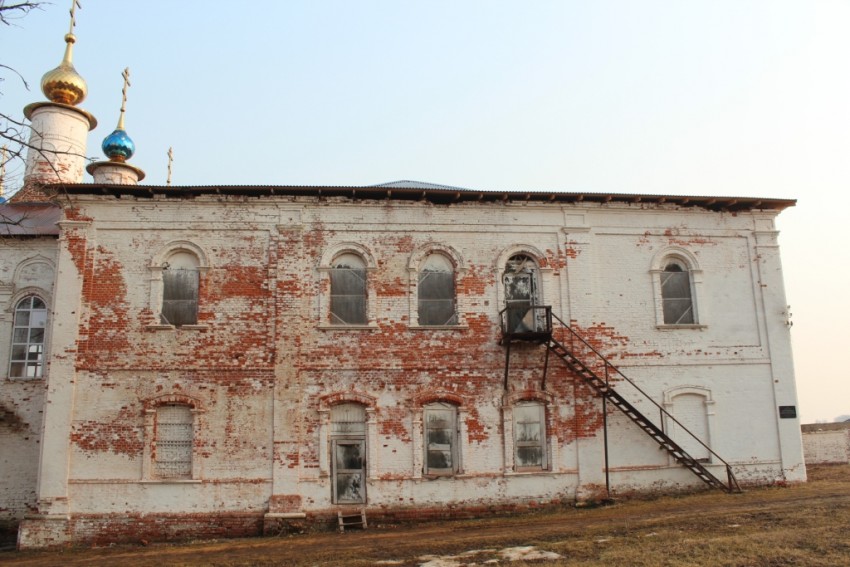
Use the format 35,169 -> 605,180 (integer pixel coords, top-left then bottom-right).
0,8 -> 805,549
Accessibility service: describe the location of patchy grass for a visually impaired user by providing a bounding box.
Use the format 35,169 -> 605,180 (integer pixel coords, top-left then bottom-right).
4,465 -> 850,566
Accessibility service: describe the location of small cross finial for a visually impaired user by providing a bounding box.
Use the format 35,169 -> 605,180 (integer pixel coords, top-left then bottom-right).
68,0 -> 82,36
166,147 -> 174,186
117,67 -> 131,130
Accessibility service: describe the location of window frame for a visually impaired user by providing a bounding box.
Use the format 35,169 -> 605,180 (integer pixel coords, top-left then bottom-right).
142,395 -> 204,482
317,393 -> 377,490
662,386 -> 716,465
161,255 -> 200,327
417,253 -> 458,326
329,253 -> 368,326
407,244 -> 467,329
7,293 -> 49,380
650,248 -> 705,329
423,402 -> 460,477
512,401 -> 548,472
329,402 -> 368,504
317,243 -> 378,329
660,260 -> 694,325
153,404 -> 194,479
148,241 -> 210,331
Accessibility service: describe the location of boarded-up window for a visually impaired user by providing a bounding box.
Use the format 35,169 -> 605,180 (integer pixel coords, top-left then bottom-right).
9,295 -> 47,379
514,402 -> 546,470
330,253 -> 367,325
155,404 -> 193,479
424,402 -> 458,475
661,262 -> 694,324
161,251 -> 199,326
670,393 -> 710,462
418,254 -> 457,326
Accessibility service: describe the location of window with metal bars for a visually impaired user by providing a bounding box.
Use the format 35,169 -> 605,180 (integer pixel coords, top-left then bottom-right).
329,253 -> 367,325
661,261 -> 695,324
154,404 -> 193,479
9,295 -> 47,379
418,253 -> 457,326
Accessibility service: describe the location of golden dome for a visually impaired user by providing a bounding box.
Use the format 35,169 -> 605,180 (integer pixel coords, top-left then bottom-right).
41,33 -> 87,106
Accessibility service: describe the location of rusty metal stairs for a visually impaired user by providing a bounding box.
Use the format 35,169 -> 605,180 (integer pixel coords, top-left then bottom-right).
546,336 -> 739,492
499,305 -> 741,494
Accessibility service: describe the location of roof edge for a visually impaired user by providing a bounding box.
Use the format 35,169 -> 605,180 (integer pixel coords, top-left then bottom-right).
49,183 -> 796,213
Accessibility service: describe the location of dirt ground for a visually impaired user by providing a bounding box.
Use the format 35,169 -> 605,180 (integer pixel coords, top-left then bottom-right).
4,465 -> 850,566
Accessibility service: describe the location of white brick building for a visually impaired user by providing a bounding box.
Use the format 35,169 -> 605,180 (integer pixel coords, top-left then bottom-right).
0,11 -> 806,550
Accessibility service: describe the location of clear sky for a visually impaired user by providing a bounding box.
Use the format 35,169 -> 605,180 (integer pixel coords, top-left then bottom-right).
2,1 -> 848,422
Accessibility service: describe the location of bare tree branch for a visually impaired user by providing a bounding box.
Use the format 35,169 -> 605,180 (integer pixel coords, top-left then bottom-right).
0,1 -> 45,26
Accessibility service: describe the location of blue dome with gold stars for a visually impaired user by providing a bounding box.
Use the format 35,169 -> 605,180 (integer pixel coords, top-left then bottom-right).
102,128 -> 135,162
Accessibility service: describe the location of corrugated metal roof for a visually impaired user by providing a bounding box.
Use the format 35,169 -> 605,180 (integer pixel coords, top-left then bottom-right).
0,203 -> 61,236
52,182 -> 796,212
371,180 -> 474,191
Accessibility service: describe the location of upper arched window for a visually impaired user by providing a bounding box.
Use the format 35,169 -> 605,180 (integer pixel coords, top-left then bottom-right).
418,253 -> 457,326
661,260 -> 694,324
161,250 -> 200,326
330,253 -> 367,325
9,295 -> 48,379
503,253 -> 543,333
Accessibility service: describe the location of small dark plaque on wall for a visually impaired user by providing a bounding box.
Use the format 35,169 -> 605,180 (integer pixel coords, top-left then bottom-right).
779,406 -> 797,419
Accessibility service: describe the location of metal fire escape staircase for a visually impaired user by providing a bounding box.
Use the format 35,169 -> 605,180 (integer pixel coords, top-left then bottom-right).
500,305 -> 741,494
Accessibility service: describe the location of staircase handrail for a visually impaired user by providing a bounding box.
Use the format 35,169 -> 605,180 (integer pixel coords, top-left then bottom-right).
549,311 -> 737,474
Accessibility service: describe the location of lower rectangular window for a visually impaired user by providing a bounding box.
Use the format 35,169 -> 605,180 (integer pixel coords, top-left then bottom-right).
514,402 -> 546,470
155,404 -> 193,479
424,403 -> 458,475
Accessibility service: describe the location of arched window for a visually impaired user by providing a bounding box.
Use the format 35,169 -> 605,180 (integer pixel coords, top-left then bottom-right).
423,402 -> 459,476
330,253 -> 367,325
9,295 -> 48,379
503,254 -> 542,333
661,260 -> 694,324
154,404 -> 194,479
161,250 -> 200,326
418,253 -> 457,326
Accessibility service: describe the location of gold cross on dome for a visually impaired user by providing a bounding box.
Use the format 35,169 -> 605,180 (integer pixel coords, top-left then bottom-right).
117,67 -> 131,129
68,0 -> 82,35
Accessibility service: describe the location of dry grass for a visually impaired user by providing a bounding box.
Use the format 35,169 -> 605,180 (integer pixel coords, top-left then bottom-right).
4,465 -> 850,566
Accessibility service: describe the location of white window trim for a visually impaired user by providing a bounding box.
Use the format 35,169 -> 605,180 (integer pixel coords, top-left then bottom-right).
502,392 -> 554,474
317,393 -> 378,480
4,288 -> 51,381
407,244 -> 468,328
417,402 -> 466,478
317,243 -> 378,329
650,247 -> 706,328
142,396 -> 204,481
494,244 -> 553,312
147,241 -> 211,331
662,386 -> 716,465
